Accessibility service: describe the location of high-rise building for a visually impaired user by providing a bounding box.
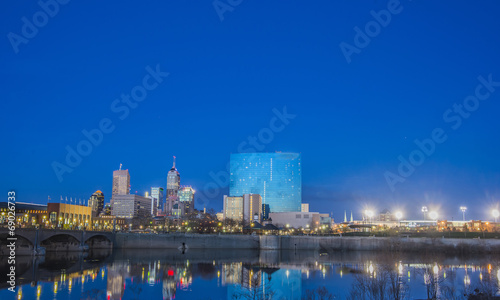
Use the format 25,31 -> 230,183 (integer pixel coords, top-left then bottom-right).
111,194 -> 152,219
178,186 -> 195,214
223,196 -> 244,222
243,194 -> 262,223
111,167 -> 131,217
151,187 -> 164,215
112,168 -> 130,196
223,194 -> 262,223
88,190 -> 105,217
145,192 -> 157,216
229,152 -> 302,212
166,156 -> 180,215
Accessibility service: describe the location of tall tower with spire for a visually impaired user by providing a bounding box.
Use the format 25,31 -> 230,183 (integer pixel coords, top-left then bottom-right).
166,156 -> 180,215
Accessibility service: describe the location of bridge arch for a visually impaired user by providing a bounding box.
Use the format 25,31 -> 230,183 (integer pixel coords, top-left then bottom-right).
41,234 -> 81,251
0,233 -> 35,255
85,234 -> 113,249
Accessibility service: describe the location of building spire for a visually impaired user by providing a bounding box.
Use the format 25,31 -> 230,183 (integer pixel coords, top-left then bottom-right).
350,211 -> 353,222
173,156 -> 176,168
344,210 -> 347,223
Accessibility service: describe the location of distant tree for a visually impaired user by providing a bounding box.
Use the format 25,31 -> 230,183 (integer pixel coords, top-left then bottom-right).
207,208 -> 216,217
303,286 -> 336,300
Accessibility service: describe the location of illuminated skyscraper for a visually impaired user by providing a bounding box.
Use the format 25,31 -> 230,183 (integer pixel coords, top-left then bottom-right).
166,156 -> 180,215
151,187 -> 164,214
88,190 -> 105,217
229,152 -> 301,212
112,167 -> 130,196
178,186 -> 195,214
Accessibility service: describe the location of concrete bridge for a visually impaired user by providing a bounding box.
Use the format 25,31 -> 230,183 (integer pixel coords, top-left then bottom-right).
0,228 -> 114,255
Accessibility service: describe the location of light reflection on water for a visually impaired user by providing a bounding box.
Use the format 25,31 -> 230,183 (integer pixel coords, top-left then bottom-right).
1,249 -> 500,300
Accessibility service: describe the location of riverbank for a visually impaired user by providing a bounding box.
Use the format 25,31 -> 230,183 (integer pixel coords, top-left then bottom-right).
114,233 -> 500,254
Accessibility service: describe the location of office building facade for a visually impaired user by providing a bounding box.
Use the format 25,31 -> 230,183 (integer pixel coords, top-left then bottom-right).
223,196 -> 244,222
151,187 -> 164,214
229,152 -> 301,212
243,194 -> 262,223
178,186 -> 195,214
112,169 -> 130,196
111,194 -> 152,219
223,194 -> 262,223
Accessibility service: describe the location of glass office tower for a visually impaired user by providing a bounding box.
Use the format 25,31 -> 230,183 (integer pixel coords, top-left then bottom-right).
229,152 -> 301,212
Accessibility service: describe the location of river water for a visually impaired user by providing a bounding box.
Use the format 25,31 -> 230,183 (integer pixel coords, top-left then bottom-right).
1,249 -> 499,299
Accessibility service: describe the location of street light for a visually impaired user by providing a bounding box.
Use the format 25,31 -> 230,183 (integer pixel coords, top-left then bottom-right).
492,209 -> 499,223
460,206 -> 467,221
421,206 -> 428,220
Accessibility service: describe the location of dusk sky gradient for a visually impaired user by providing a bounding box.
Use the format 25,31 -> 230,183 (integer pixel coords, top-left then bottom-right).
2,0 -> 500,222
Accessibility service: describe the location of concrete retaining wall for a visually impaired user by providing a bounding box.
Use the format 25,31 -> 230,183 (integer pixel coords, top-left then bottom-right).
115,233 -> 260,249
113,233 -> 500,253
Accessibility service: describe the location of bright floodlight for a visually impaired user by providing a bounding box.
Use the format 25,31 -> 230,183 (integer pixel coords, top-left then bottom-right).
395,211 -> 403,220
429,211 -> 438,220
492,209 -> 500,219
460,206 -> 467,221
365,210 -> 374,218
421,206 -> 428,212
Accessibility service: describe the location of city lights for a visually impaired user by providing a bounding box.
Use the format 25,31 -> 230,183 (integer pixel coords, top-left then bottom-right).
429,211 -> 438,220
421,206 -> 428,220
492,209 -> 499,222
460,206 -> 467,221
364,210 -> 374,223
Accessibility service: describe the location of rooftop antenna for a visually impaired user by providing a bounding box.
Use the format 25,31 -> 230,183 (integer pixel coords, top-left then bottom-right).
119,163 -> 122,170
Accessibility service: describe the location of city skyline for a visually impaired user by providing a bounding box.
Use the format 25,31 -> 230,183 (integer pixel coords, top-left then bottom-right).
25,152 -> 500,223
2,1 -> 500,223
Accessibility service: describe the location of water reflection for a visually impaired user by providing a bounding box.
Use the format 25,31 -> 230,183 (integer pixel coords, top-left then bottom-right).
1,249 -> 500,299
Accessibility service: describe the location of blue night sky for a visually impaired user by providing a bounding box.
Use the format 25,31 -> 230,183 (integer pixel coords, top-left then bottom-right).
1,0 -> 500,221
